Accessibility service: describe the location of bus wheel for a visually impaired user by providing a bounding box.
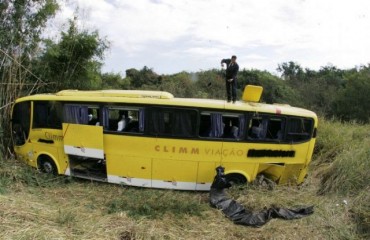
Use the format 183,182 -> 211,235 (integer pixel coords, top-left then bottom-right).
38,156 -> 58,175
225,173 -> 247,185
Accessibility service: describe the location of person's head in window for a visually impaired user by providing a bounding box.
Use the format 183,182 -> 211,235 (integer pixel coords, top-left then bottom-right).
88,109 -> 93,122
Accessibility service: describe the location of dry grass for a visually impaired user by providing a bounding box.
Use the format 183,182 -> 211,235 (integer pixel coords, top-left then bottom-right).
0,163 -> 363,240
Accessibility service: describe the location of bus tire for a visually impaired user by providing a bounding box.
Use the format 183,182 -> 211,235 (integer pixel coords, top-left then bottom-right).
225,173 -> 247,185
38,155 -> 58,175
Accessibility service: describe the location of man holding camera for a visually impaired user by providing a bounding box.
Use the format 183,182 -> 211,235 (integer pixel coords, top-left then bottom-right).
221,55 -> 239,103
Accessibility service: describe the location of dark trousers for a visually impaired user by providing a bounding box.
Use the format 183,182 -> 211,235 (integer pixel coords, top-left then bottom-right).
226,79 -> 237,101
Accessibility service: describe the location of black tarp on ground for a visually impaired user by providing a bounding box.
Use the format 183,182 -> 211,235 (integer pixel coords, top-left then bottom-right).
209,166 -> 314,227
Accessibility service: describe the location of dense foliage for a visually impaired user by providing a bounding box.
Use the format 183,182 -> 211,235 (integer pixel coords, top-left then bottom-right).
32,19 -> 109,92
1,2 -> 369,158
0,0 -> 59,155
120,64 -> 369,124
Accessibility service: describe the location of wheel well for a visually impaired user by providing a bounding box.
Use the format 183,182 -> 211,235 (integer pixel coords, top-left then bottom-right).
225,172 -> 248,184
37,154 -> 59,173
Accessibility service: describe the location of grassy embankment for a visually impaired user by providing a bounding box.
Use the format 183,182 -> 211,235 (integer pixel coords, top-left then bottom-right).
0,118 -> 369,239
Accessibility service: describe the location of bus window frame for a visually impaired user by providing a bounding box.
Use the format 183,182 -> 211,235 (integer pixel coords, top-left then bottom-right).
102,104 -> 145,135
246,113 -> 314,144
285,117 -> 314,143
145,106 -> 199,138
198,110 -> 247,141
11,101 -> 31,146
246,113 -> 287,143
32,100 -> 63,130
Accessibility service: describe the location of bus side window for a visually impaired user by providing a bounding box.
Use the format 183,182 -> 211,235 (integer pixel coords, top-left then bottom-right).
199,114 -> 211,137
249,118 -> 264,139
148,108 -> 197,137
63,105 -> 89,124
105,108 -> 120,131
103,107 -> 144,133
222,115 -> 245,139
34,101 -> 62,129
248,116 -> 285,141
200,113 -> 224,138
266,118 -> 285,140
124,110 -> 140,132
88,108 -> 100,126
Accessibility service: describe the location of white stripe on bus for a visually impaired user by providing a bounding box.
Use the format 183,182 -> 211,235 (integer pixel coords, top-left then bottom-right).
64,145 -> 104,159
107,175 -> 212,191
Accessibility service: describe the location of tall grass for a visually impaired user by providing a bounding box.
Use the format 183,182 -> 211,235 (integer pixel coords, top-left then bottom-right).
314,118 -> 370,194
313,118 -> 369,164
318,138 -> 370,195
0,158 -> 70,194
314,118 -> 370,237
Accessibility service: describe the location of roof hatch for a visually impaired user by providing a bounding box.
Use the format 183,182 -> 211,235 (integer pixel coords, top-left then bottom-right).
242,85 -> 263,102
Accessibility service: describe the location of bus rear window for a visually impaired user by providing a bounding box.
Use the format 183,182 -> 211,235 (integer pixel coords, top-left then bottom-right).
286,118 -> 313,142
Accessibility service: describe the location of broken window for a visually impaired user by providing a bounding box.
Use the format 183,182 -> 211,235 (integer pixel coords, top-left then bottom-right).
248,115 -> 285,141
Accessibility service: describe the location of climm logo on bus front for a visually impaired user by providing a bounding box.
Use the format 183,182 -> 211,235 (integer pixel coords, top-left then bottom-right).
154,145 -> 246,157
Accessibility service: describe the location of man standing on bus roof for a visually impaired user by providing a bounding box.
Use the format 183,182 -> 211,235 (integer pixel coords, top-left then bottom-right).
221,55 -> 239,103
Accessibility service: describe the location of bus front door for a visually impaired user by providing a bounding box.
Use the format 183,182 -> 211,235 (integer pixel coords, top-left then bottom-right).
62,123 -> 107,181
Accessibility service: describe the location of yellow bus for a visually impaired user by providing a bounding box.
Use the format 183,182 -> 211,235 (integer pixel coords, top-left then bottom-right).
11,85 -> 317,190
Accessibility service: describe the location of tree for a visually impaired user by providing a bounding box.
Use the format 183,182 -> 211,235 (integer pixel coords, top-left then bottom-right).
33,18 -> 109,92
160,72 -> 194,97
237,69 -> 301,105
0,0 -> 58,156
101,72 -> 130,89
125,66 -> 161,89
277,61 -> 304,82
332,66 -> 370,123
194,69 -> 225,99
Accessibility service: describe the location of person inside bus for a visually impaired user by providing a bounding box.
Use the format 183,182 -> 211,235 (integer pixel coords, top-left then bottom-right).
88,109 -> 94,124
223,119 -> 239,139
230,124 -> 239,138
88,109 -> 100,126
117,114 -> 127,131
250,119 -> 265,139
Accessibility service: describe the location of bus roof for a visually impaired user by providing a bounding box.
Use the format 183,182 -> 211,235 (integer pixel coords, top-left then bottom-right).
56,89 -> 174,99
15,89 -> 317,119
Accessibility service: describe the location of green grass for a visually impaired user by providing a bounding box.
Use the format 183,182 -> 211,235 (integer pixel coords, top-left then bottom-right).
313,118 -> 370,238
106,188 -> 208,219
0,118 -> 369,239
